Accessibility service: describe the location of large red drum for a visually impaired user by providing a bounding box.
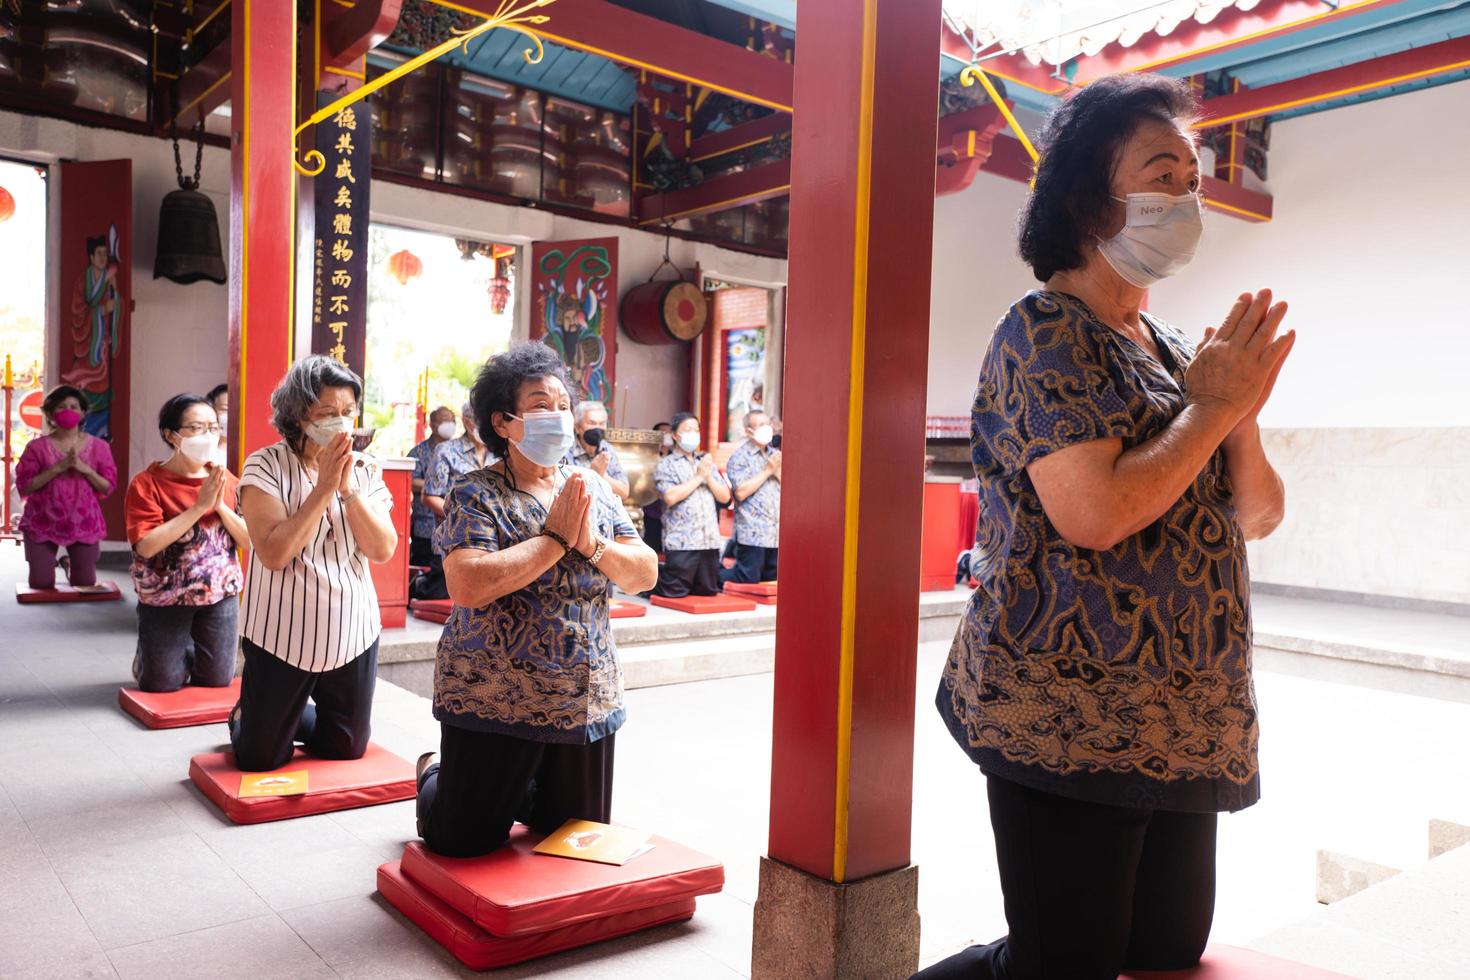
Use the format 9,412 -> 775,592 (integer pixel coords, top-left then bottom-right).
620,279 -> 707,345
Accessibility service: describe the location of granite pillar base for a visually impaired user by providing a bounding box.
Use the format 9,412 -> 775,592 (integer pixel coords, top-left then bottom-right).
751,856 -> 919,980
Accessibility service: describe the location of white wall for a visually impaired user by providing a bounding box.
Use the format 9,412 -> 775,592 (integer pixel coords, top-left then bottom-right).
0,108 -> 788,497
926,170 -> 1037,418
1149,79 -> 1470,429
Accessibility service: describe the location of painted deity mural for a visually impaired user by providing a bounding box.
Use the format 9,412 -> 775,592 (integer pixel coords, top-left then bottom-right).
66,227 -> 122,438
531,238 -> 616,405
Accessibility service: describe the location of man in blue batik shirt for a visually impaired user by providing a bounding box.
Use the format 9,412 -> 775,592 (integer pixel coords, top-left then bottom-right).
722,410 -> 781,584
408,405 -> 457,572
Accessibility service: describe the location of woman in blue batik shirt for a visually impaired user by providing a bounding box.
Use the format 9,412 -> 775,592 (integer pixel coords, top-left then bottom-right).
415,343 -> 658,857
918,75 -> 1296,980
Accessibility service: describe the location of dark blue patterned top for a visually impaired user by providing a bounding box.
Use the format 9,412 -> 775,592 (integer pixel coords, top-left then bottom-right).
407,437 -> 439,540
936,291 -> 1260,813
432,464 -> 636,743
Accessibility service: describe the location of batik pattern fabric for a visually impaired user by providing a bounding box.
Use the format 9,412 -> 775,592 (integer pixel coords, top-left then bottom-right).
563,443 -> 627,488
654,452 -> 724,551
424,437 -> 488,500
407,437 -> 439,540
936,290 -> 1260,813
726,440 -> 780,548
432,465 -> 637,743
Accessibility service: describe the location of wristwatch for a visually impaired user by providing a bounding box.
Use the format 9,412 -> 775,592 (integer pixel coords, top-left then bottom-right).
587,535 -> 608,567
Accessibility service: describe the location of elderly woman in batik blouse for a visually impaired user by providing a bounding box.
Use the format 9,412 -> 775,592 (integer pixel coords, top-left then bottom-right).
415,343 -> 658,857
920,75 -> 1296,980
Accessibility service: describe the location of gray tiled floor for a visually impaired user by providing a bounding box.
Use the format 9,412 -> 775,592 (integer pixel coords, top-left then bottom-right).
3,544 -> 1470,977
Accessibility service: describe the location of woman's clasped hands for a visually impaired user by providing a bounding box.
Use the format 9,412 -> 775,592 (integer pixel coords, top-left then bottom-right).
544,473 -> 592,557
1184,288 -> 1297,439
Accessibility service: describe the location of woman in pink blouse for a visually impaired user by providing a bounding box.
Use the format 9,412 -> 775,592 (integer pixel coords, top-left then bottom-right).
15,385 -> 117,590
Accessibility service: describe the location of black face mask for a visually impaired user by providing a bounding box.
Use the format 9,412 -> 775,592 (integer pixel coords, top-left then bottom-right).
769,434 -> 782,450
582,428 -> 605,450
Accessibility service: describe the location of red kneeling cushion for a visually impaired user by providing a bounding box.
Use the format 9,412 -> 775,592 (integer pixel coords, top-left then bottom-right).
410,598 -> 452,624
1120,945 -> 1353,979
118,678 -> 241,729
188,743 -> 416,824
398,827 -> 723,938
649,594 -> 757,615
723,581 -> 777,598
610,601 -> 647,619
16,582 -> 122,603
724,584 -> 776,605
378,860 -> 695,970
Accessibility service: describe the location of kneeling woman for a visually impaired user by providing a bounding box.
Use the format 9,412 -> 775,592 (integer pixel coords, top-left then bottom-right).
232,356 -> 398,772
417,343 -> 658,857
125,394 -> 248,691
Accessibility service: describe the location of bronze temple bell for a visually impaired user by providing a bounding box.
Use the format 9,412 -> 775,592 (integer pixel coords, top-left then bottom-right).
154,108 -> 226,286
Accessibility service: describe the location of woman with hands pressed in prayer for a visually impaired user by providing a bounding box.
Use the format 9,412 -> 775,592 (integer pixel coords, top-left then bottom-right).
230,356 -> 397,772
125,393 -> 248,692
922,74 -> 1295,980
415,342 -> 658,858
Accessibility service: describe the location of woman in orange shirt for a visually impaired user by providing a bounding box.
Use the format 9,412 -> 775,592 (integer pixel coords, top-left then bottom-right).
124,393 -> 250,692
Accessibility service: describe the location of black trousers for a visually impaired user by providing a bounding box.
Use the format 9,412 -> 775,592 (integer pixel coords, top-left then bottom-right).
409,534 -> 435,568
652,549 -> 722,598
135,597 -> 238,693
721,543 -> 778,584
417,723 -> 615,858
642,514 -> 663,555
409,535 -> 449,601
229,637 -> 378,772
912,774 -> 1217,980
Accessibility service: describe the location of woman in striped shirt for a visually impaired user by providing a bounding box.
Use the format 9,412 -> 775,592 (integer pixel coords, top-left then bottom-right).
231,356 -> 397,772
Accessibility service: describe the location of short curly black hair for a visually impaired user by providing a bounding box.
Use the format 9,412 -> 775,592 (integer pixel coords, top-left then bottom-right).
470,342 -> 574,457
1018,74 -> 1199,282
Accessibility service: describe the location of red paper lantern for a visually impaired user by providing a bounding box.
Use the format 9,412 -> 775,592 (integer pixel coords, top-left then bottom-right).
0,186 -> 14,223
387,248 -> 422,285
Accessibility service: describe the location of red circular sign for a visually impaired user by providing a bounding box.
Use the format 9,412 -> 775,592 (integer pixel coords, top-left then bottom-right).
18,390 -> 44,431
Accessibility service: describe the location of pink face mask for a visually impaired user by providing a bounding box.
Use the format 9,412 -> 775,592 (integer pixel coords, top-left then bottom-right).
53,408 -> 83,430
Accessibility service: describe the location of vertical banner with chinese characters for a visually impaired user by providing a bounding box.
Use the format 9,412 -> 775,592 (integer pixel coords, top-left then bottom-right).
310,95 -> 371,379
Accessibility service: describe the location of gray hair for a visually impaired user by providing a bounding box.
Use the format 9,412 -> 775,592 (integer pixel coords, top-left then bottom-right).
575,400 -> 608,424
270,354 -> 363,452
460,401 -> 475,422
743,409 -> 769,431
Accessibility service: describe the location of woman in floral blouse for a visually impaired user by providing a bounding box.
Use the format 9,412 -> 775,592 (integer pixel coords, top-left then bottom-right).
415,343 -> 658,857
125,393 -> 248,692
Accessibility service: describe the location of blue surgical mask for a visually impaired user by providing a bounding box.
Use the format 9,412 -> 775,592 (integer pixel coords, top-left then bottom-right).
678,432 -> 701,454
511,410 -> 575,467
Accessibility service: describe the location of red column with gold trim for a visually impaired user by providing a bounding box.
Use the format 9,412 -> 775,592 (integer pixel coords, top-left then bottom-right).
229,0 -> 297,468
753,0 -> 942,976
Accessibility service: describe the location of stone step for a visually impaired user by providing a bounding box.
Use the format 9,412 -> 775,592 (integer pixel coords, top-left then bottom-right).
621,634 -> 777,689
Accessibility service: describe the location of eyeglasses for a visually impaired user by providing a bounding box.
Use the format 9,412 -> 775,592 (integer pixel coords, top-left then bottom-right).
177,423 -> 222,436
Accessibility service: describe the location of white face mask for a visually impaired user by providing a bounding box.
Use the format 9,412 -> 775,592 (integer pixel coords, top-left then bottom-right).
178,432 -> 218,465
751,424 -> 774,447
217,411 -> 229,433
661,433 -> 674,449
1096,191 -> 1203,288
306,414 -> 353,447
436,421 -> 457,440
678,432 -> 701,454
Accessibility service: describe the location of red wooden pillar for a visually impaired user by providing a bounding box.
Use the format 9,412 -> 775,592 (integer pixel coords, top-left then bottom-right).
753,0 -> 942,976
228,0 -> 298,469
